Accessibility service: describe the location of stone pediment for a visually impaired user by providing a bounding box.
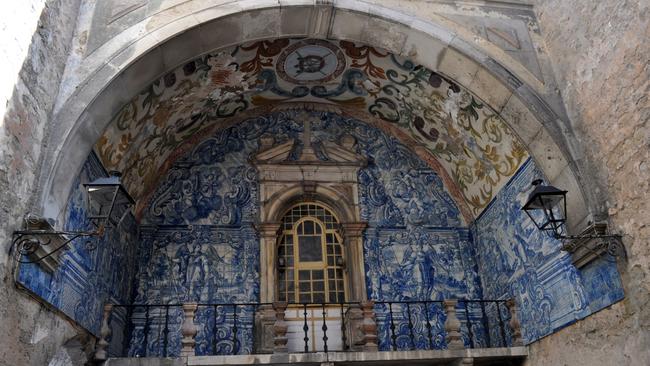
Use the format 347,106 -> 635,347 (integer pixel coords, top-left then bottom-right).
254,140 -> 294,163
254,138 -> 367,167
253,118 -> 367,167
253,119 -> 367,185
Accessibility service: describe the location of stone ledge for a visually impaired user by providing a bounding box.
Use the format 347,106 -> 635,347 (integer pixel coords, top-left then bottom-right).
105,347 -> 528,366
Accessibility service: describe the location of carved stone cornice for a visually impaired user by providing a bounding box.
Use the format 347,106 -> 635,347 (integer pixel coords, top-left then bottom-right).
561,222 -> 624,268
341,222 -> 368,238
257,222 -> 282,239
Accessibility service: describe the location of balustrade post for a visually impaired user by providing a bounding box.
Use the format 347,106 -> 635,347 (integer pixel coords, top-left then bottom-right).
505,299 -> 523,346
273,301 -> 289,354
181,303 -> 198,357
94,304 -> 113,361
360,300 -> 378,352
443,300 -> 464,350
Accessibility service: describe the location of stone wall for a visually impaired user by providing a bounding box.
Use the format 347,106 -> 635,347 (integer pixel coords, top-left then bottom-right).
0,0 -> 47,120
524,0 -> 650,365
1,0 -> 648,364
0,0 -> 84,365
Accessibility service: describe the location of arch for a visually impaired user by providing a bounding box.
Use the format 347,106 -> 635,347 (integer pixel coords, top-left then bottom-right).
37,0 -> 590,232
263,183 -> 359,225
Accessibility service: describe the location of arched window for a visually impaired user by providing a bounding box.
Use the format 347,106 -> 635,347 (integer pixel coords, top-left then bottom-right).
277,203 -> 346,303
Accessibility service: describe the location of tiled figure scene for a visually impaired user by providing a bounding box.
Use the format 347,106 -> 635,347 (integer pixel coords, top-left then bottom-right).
18,91 -> 623,356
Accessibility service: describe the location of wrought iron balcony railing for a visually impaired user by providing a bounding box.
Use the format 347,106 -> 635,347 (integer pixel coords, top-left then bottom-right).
94,299 -> 523,361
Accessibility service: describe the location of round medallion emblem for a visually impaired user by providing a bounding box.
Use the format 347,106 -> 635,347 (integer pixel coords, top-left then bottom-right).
276,39 -> 346,85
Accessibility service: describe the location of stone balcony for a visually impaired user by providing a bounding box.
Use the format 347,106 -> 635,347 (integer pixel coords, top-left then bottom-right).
95,299 -> 527,366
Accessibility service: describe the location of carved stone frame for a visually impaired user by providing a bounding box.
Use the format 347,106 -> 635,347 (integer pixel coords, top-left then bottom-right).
252,113 -> 369,352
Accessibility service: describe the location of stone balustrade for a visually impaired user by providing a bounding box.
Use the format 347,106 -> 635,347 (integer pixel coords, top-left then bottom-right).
443,299 -> 464,350
272,301 -> 289,354
94,303 -> 113,361
181,303 -> 198,356
93,298 -> 524,360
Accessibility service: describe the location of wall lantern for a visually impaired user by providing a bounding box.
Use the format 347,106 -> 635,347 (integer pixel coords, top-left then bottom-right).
84,171 -> 135,228
11,171 -> 134,269
521,179 -> 624,265
521,179 -> 568,236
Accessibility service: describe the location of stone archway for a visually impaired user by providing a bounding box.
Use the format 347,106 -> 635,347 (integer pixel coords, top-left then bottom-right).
36,1 -> 590,235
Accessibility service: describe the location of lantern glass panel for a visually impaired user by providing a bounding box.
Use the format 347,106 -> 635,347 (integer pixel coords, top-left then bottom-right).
535,193 -> 565,211
107,188 -> 133,227
522,182 -> 568,236
86,185 -> 119,221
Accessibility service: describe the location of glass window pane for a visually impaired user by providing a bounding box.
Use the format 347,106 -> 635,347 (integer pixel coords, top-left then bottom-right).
299,270 -> 310,280
299,294 -> 311,303
299,282 -> 311,291
298,236 -> 322,261
313,281 -> 324,291
329,292 -> 337,302
312,270 -> 324,280
328,280 -> 336,290
313,293 -> 325,303
304,221 -> 314,234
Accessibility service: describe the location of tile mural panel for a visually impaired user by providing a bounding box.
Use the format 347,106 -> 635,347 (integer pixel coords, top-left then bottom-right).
17,109 -> 624,356
129,109 -> 482,354
579,256 -> 624,313
471,158 -> 624,343
17,152 -> 139,336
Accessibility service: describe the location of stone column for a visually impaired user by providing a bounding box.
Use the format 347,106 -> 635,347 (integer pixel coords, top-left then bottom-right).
341,222 -> 368,302
505,299 -> 523,346
254,305 -> 276,353
94,304 -> 113,361
360,300 -> 378,352
344,303 -> 364,351
181,303 -> 198,357
273,301 -> 289,354
258,222 -> 281,303
443,300 -> 464,350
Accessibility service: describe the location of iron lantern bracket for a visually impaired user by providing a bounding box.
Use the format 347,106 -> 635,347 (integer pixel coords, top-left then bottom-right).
11,227 -> 102,265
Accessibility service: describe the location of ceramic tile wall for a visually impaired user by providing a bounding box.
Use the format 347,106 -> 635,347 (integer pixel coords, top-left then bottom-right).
471,159 -> 624,343
128,110 -> 483,354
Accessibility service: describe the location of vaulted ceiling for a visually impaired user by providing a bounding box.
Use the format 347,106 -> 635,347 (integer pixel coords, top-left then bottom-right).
95,38 -> 528,221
